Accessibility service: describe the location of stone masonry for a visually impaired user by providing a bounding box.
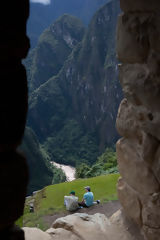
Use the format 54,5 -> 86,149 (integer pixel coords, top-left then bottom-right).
116,1 -> 160,240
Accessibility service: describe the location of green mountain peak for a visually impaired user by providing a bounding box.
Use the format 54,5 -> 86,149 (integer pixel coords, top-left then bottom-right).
27,14 -> 85,91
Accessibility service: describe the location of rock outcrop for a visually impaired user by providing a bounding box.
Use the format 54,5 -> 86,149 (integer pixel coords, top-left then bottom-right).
116,0 -> 160,239
23,212 -> 144,240
23,227 -> 53,240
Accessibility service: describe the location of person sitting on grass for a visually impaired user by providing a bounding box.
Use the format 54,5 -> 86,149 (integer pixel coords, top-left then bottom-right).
78,186 -> 94,208
64,191 -> 79,211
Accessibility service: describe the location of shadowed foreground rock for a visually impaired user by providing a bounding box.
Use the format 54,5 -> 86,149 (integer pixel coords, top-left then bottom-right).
23,212 -> 144,240
0,0 -> 29,239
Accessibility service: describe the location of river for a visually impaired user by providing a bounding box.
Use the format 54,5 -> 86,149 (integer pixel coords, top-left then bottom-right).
51,162 -> 76,182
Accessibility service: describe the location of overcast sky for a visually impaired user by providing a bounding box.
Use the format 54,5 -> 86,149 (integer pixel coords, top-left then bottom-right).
30,0 -> 51,5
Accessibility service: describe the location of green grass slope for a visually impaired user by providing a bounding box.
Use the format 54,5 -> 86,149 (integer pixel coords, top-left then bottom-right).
23,173 -> 119,230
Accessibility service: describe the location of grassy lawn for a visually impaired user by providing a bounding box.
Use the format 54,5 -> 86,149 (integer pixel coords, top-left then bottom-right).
23,174 -> 119,230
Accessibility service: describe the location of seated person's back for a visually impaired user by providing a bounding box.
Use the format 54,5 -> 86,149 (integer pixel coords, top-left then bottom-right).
64,191 -> 78,211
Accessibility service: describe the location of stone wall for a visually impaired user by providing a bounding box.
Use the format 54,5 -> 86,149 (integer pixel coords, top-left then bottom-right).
0,1 -> 29,239
116,1 -> 160,240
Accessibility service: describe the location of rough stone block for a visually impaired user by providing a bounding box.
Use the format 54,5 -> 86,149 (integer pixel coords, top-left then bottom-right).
118,63 -> 160,141
117,100 -> 160,142
153,146 -> 160,184
142,193 -> 160,229
117,14 -> 150,63
143,225 -> 160,240
141,132 -> 159,164
116,99 -> 159,163
116,138 -> 159,195
116,99 -> 142,139
147,50 -> 160,75
143,112 -> 160,142
149,14 -> 160,52
119,63 -> 160,111
120,0 -> 160,12
117,178 -> 142,226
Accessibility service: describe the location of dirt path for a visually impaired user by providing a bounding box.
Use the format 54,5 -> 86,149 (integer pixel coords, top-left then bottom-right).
43,200 -> 121,228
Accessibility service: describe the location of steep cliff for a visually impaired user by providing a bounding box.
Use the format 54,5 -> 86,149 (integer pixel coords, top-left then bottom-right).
28,0 -> 122,166
28,0 -> 109,47
27,14 -> 85,90
58,0 -> 122,150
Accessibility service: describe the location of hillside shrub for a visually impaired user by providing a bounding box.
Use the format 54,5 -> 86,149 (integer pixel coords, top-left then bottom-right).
76,147 -> 118,178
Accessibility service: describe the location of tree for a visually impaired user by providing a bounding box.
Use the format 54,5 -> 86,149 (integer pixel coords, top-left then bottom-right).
76,163 -> 90,178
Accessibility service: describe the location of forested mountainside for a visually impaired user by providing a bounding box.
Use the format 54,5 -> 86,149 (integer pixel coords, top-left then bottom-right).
28,0 -> 109,47
20,127 -> 53,194
27,15 -> 85,91
27,0 -> 122,167
20,127 -> 66,194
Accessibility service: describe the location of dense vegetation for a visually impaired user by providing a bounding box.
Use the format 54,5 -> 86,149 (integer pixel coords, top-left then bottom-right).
27,0 -> 122,170
76,147 -> 118,178
44,119 -> 99,166
23,174 -> 119,230
22,0 -> 122,194
27,14 -> 85,90
20,127 -> 66,194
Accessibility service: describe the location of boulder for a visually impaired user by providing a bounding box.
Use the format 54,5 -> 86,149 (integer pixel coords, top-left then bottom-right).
23,227 -> 53,240
51,212 -> 144,240
46,228 -> 80,240
23,212 -> 146,240
52,213 -> 111,240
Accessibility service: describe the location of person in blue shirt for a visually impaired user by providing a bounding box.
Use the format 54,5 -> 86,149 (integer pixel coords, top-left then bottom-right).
78,186 -> 94,207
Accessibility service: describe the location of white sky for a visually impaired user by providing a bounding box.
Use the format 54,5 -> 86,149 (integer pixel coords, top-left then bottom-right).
31,0 -> 51,5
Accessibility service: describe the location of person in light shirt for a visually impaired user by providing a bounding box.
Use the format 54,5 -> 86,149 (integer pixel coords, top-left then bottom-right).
64,191 -> 79,211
